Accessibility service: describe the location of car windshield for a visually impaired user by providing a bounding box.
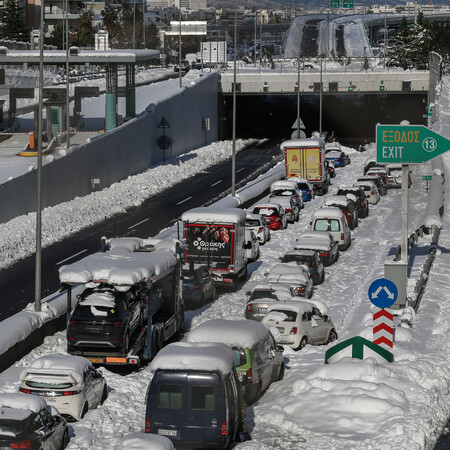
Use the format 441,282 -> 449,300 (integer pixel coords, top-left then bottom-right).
250,290 -> 278,300
314,219 -> 340,232
282,255 -> 313,267
245,219 -> 260,227
0,419 -> 30,438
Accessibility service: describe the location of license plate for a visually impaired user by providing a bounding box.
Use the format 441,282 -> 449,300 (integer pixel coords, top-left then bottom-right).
46,397 -> 57,402
89,358 -> 105,364
158,429 -> 177,437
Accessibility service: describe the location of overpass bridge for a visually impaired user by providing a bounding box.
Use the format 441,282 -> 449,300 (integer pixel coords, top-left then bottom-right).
220,70 -> 429,95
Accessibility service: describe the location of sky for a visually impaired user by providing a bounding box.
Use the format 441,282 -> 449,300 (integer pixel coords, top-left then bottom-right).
0,17 -> 449,449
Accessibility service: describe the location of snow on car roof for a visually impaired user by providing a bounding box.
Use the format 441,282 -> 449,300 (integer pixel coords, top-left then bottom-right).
354,180 -> 376,188
269,197 -> 291,206
108,237 -> 143,252
286,177 -> 309,184
270,180 -> 298,190
115,433 -> 175,450
22,353 -> 94,384
0,393 -> 47,414
187,318 -> 269,348
280,138 -> 324,149
266,264 -> 309,284
312,207 -> 345,220
254,203 -> 281,210
326,151 -> 342,157
267,300 -> 314,315
181,207 -> 246,223
150,342 -> 235,375
294,238 -> 330,252
284,249 -> 316,257
299,231 -> 332,241
59,246 -> 177,287
324,196 -> 349,207
301,299 -> 330,316
345,193 -> 357,203
245,213 -> 263,222
248,282 -> 293,294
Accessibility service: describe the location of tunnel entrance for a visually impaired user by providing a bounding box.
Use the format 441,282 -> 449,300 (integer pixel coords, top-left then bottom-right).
220,92 -> 427,145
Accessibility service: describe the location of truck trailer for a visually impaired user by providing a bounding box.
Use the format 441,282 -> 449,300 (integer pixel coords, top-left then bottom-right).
281,138 -> 329,195
59,237 -> 184,366
181,207 -> 248,290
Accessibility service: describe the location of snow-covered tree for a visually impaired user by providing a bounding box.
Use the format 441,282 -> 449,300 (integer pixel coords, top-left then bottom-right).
1,0 -> 28,42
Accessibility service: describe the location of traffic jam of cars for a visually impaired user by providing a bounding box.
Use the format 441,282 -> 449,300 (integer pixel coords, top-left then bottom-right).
0,137 -> 400,450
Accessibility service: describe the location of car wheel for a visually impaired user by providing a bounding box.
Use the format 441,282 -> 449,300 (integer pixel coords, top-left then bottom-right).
296,336 -> 308,351
200,294 -> 205,305
80,402 -> 88,420
346,238 -> 352,250
60,428 -> 69,450
101,385 -> 108,404
327,330 -> 338,344
211,285 -> 216,301
320,271 -> 325,284
277,363 -> 285,381
267,232 -> 271,242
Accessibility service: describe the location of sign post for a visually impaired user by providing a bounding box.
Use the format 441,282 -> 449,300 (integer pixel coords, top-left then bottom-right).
368,278 -> 397,354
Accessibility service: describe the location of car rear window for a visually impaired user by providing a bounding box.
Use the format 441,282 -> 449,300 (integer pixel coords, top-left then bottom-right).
298,183 -> 309,190
25,380 -> 74,389
253,208 -> 276,216
157,384 -> 183,409
314,219 -> 340,232
282,255 -> 313,266
250,290 -> 277,300
245,219 -> 260,227
190,386 -> 216,410
272,189 -> 293,196
182,269 -> 195,280
0,419 -> 30,438
272,310 -> 297,321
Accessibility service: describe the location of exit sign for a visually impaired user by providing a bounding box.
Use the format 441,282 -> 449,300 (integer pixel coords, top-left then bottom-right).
343,0 -> 354,8
330,0 -> 339,7
376,124 -> 450,164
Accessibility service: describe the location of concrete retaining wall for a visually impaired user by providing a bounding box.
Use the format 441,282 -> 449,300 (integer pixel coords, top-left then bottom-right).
0,73 -> 219,224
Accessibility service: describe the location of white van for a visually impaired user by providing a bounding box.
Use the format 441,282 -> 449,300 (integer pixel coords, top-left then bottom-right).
310,207 -> 351,250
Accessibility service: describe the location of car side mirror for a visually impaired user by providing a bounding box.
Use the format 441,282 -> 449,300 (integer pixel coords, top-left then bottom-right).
245,291 -> 251,296
276,345 -> 284,353
323,315 -> 329,322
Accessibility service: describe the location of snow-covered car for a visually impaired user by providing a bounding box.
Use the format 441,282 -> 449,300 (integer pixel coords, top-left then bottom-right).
0,393 -> 69,448
285,177 -> 314,202
182,263 -> 216,306
245,213 -> 270,244
310,207 -> 352,250
325,150 -> 346,167
252,203 -> 287,230
19,353 -> 107,421
263,300 -> 337,350
357,175 -> 387,196
269,180 -> 304,210
327,161 -> 336,178
114,433 -> 175,450
295,231 -> 339,266
268,196 -> 299,223
264,263 -> 314,298
336,186 -> 369,218
324,195 -> 358,230
366,167 -> 389,187
280,249 -> 325,285
67,285 -> 147,354
245,282 -> 296,321
354,180 -> 380,205
245,229 -> 260,262
385,164 -> 412,188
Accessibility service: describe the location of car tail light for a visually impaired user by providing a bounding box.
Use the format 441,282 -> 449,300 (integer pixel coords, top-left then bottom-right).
289,327 -> 298,335
221,420 -> 227,436
193,282 -> 201,291
114,320 -> 122,327
341,233 -> 345,241
294,286 -> 305,294
258,227 -> 263,233
63,390 -> 81,396
306,189 -> 310,194
371,191 -> 374,195
319,251 -> 329,257
69,318 -> 80,325
145,417 -> 151,433
246,304 -> 254,312
10,441 -> 32,449
246,368 -> 253,382
285,208 -> 292,213
18,388 -> 31,394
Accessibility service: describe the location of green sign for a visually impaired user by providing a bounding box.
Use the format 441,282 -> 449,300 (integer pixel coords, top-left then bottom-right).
422,175 -> 432,181
376,124 -> 450,164
330,0 -> 339,7
342,0 -> 354,8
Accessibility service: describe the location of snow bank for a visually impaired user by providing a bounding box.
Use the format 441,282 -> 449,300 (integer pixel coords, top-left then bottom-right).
114,433 -> 175,450
423,157 -> 444,228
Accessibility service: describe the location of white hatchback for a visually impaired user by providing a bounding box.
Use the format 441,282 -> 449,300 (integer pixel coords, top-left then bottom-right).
245,213 -> 270,244
354,180 -> 380,205
263,300 -> 337,350
19,353 -> 107,421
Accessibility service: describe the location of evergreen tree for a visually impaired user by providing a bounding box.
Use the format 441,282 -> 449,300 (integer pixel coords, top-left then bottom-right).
75,11 -> 95,48
1,0 -> 28,42
48,24 -> 64,49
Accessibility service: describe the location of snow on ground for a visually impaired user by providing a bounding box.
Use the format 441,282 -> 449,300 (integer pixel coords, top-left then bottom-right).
0,136 -> 448,449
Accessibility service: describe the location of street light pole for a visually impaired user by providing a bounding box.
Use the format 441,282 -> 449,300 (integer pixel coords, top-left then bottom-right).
231,3 -> 237,197
133,0 -> 136,49
35,0 -> 45,312
179,4 -> 182,88
383,0 -> 387,70
65,0 -> 70,151
296,55 -> 301,138
319,55 -> 323,136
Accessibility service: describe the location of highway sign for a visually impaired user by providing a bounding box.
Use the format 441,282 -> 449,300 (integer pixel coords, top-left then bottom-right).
422,175 -> 432,181
376,124 -> 450,164
330,0 -> 339,8
342,0 -> 354,8
368,278 -> 398,309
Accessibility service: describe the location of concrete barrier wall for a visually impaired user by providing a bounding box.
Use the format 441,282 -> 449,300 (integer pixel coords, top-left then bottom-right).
0,73 -> 219,224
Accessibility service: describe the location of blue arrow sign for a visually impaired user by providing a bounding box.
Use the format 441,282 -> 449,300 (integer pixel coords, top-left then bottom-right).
368,278 -> 398,309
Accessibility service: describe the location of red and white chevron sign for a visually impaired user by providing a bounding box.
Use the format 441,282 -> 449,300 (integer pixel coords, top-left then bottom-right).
373,308 -> 394,351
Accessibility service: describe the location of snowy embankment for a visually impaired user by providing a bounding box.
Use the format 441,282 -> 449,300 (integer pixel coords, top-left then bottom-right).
0,141 -> 448,449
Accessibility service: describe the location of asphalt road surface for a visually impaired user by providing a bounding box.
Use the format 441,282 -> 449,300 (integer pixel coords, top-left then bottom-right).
0,140 -> 282,321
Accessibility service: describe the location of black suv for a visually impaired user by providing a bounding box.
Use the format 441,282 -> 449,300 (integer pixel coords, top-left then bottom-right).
336,186 -> 369,218
67,285 -> 145,354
